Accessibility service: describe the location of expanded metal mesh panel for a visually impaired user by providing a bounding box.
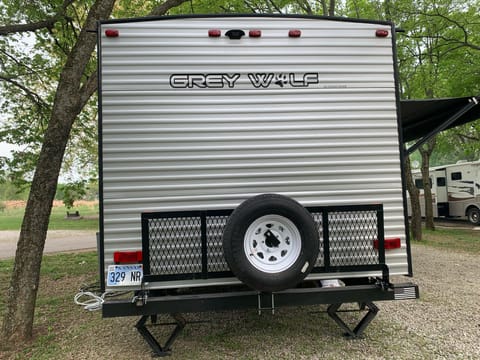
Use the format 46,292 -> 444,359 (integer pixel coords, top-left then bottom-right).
328,210 -> 378,266
206,215 -> 230,272
147,216 -> 203,275
311,212 -> 324,267
142,205 -> 384,282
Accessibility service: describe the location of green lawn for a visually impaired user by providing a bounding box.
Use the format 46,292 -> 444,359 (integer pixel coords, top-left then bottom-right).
0,204 -> 99,231
415,226 -> 480,254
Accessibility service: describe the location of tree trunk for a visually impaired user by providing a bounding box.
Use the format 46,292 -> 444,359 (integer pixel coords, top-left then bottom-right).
0,0 -> 191,344
320,0 -> 328,16
419,137 -> 436,231
0,0 -> 116,343
405,155 -> 422,241
328,0 -> 336,16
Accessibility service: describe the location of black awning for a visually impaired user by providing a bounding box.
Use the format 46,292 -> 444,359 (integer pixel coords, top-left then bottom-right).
400,96 -> 480,143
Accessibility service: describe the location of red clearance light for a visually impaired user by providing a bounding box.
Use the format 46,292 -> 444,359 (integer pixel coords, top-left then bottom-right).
113,250 -> 143,264
105,29 -> 119,38
289,29 -> 302,38
249,29 -> 262,38
208,29 -> 221,37
373,238 -> 401,250
376,29 -> 389,38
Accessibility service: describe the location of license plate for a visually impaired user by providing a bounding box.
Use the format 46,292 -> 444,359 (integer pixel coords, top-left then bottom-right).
107,264 -> 143,286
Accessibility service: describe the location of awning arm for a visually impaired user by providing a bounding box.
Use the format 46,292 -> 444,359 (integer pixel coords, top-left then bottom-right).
406,96 -> 479,156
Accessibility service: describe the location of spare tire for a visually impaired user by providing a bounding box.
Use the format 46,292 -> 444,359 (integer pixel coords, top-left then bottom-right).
223,194 -> 319,292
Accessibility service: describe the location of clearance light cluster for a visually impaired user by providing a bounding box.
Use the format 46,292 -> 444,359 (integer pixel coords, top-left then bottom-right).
373,238 -> 401,250
113,250 -> 143,264
105,27 -> 383,39
208,29 -> 302,38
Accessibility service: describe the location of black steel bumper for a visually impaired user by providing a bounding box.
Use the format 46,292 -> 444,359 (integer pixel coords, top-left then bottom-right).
103,282 -> 419,318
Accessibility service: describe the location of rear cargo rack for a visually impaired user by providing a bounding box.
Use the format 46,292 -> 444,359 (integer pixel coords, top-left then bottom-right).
141,204 -> 388,284
99,203 -> 408,356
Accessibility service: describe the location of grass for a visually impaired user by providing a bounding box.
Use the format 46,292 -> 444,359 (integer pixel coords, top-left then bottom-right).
0,227 -> 478,359
0,203 -> 99,231
0,252 -> 100,359
413,226 -> 480,254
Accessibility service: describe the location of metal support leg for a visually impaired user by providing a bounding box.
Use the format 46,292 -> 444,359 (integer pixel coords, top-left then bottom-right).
135,313 -> 186,357
327,302 -> 379,338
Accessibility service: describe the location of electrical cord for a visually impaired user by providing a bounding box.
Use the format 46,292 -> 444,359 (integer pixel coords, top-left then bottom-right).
74,282 -> 131,311
74,290 -> 105,311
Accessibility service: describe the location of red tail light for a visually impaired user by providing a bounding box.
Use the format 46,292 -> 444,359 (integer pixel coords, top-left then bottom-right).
375,29 -> 389,38
105,29 -> 119,37
113,250 -> 143,264
373,238 -> 401,250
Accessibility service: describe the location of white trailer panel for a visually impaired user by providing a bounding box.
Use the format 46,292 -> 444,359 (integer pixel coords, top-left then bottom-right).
100,16 -> 408,290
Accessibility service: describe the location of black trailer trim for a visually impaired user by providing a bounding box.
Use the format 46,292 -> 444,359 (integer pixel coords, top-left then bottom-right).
99,13 -> 393,27
96,21 -> 106,292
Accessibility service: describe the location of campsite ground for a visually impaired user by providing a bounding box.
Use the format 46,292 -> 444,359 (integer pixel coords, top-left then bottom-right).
1,228 -> 479,359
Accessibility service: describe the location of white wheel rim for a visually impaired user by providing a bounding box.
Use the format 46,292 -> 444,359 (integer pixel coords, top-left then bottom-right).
470,210 -> 479,223
243,214 -> 301,273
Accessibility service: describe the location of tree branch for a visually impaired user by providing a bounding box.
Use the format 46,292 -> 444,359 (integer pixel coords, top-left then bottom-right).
267,0 -> 283,13
0,17 -> 61,35
78,74 -> 98,110
150,0 -> 191,16
296,0 -> 313,15
0,0 -> 75,36
0,74 -> 48,109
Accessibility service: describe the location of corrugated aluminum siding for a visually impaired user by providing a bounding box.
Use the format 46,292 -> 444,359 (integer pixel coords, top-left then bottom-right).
100,16 -> 408,289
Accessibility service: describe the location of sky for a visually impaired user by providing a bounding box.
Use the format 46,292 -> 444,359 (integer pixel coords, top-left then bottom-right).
0,142 -> 17,158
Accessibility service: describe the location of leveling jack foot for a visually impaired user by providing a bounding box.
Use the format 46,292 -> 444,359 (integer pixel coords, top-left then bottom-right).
327,302 -> 379,338
136,313 -> 186,357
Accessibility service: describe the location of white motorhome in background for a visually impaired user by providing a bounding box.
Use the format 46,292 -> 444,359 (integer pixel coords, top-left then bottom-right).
411,160 -> 480,225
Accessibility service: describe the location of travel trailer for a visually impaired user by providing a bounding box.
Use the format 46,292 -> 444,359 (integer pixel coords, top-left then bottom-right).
97,14 -> 419,355
412,160 -> 480,225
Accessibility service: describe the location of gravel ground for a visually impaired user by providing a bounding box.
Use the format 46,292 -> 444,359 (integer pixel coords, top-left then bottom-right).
3,244 -> 479,359
62,244 -> 480,359
380,245 -> 480,359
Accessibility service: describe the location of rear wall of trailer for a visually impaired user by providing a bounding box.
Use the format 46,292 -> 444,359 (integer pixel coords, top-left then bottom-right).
99,15 -> 409,290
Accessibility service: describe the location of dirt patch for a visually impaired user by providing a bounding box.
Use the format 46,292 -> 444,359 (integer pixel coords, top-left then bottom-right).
4,200 -> 98,209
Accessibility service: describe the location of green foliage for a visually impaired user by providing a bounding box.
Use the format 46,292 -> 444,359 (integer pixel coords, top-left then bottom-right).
0,0 -> 98,188
1,0 -> 480,196
56,181 -> 88,209
0,180 -> 29,201
166,0 -> 292,14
